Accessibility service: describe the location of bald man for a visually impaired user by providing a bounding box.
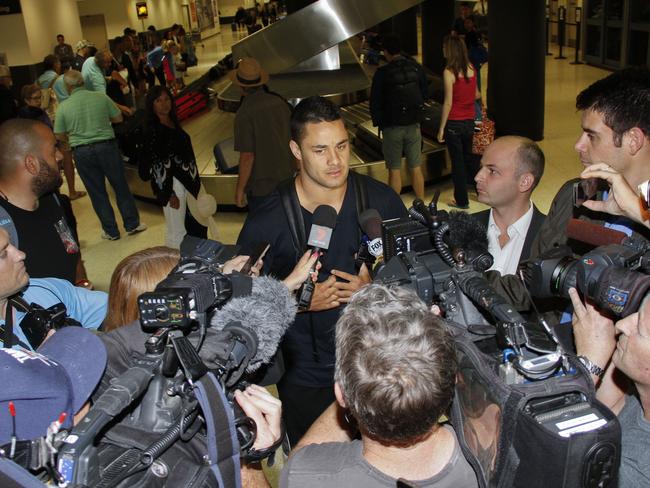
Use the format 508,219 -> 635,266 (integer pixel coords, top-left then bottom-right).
472,136 -> 546,275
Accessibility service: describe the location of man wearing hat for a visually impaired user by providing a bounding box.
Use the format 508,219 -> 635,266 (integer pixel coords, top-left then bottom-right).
229,57 -> 295,212
0,65 -> 17,125
71,40 -> 94,72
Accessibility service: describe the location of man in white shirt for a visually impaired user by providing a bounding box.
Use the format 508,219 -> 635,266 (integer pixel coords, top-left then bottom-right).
473,136 -> 546,275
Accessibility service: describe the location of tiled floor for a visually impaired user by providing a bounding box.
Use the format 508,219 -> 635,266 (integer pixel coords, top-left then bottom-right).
68,28 -> 609,291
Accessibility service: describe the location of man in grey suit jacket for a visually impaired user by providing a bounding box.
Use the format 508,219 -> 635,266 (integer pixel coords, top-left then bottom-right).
473,136 -> 546,274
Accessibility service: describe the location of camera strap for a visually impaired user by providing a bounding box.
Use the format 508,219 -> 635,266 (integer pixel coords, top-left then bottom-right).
1,296 -> 33,350
194,372 -> 242,488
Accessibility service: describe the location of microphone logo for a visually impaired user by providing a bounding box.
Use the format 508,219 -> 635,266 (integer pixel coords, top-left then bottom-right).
367,238 -> 383,258
308,225 -> 333,249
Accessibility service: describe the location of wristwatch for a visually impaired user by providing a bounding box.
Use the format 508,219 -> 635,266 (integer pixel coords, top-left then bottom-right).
577,355 -> 605,378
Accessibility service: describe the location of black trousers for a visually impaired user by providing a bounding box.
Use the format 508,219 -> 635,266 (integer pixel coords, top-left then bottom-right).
277,380 -> 335,447
445,119 -> 476,207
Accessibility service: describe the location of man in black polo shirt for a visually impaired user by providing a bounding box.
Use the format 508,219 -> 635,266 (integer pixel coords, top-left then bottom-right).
0,119 -> 88,285
237,96 -> 407,445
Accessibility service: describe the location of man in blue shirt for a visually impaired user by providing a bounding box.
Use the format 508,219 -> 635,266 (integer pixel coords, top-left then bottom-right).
0,228 -> 107,350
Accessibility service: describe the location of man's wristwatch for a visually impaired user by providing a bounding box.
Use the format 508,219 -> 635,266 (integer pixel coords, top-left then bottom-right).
577,355 -> 605,378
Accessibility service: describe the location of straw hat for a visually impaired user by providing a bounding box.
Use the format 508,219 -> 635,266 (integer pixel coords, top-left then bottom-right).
228,57 -> 269,88
186,186 -> 219,240
75,39 -> 94,51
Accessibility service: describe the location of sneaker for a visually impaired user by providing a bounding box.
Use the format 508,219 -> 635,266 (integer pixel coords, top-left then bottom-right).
126,223 -> 148,235
101,232 -> 120,241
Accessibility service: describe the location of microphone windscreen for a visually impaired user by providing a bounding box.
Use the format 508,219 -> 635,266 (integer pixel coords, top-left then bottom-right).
446,211 -> 490,257
359,209 -> 383,240
566,218 -> 627,247
312,205 -> 338,228
210,276 -> 297,372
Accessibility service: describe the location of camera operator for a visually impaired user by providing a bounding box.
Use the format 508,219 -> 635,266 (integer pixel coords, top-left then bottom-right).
486,68 -> 650,317
95,246 -> 318,487
281,284 -> 478,487
579,163 -> 650,230
0,228 -> 107,350
569,290 -> 650,486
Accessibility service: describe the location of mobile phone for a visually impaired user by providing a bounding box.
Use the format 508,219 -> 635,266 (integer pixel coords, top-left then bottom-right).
240,242 -> 270,275
573,178 -> 606,207
638,180 -> 650,206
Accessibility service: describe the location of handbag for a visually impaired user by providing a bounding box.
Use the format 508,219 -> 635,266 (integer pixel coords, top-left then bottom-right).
472,106 -> 495,155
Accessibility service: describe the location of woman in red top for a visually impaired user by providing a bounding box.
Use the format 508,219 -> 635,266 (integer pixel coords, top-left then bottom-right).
438,35 -> 480,209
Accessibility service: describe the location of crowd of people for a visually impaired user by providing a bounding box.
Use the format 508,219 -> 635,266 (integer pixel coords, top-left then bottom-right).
0,8 -> 649,488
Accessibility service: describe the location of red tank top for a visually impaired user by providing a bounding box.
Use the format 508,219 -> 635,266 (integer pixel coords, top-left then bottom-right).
448,70 -> 477,121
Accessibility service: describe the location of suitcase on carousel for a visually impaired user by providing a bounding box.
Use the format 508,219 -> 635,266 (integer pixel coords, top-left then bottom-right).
176,89 -> 209,121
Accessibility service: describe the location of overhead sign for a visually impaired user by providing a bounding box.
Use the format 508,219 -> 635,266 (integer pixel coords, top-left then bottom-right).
136,2 -> 148,19
0,0 -> 21,16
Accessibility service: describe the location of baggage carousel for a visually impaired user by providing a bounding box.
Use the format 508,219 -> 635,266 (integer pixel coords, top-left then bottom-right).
125,0 -> 450,207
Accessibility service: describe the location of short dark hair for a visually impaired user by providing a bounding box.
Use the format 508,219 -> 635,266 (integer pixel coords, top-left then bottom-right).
57,34 -> 64,39
514,138 -> 545,190
290,96 -> 342,143
576,67 -> 650,147
42,55 -> 59,71
335,285 -> 457,444
382,34 -> 401,56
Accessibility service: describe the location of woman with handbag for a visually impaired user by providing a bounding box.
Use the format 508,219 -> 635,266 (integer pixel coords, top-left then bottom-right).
438,35 -> 481,210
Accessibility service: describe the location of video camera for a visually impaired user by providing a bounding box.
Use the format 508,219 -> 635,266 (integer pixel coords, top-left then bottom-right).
529,237 -> 650,318
55,237 -> 276,488
373,194 -> 599,384
374,199 -> 624,488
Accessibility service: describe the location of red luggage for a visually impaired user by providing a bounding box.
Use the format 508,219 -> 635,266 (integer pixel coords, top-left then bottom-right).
175,89 -> 209,121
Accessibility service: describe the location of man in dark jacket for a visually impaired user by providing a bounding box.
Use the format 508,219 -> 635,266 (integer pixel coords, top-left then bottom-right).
472,136 -> 545,275
486,68 -> 650,315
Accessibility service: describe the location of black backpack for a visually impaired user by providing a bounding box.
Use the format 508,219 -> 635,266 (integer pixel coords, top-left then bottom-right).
383,58 -> 424,127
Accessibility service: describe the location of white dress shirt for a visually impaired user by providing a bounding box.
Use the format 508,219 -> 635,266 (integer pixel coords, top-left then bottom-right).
487,202 -> 534,275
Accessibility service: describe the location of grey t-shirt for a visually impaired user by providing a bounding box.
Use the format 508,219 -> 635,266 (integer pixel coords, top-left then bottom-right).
619,392 -> 650,487
280,426 -> 478,487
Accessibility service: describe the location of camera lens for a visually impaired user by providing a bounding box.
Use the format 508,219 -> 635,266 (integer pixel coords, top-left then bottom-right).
550,256 -> 577,296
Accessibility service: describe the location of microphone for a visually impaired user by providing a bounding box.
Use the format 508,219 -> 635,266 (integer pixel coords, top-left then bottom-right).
443,212 -> 494,272
356,209 -> 383,272
566,219 -> 628,247
209,276 -> 297,373
296,205 -> 338,310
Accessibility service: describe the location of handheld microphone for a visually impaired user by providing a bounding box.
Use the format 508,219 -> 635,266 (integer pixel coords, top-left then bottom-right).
296,205 -> 338,311
355,209 -> 383,272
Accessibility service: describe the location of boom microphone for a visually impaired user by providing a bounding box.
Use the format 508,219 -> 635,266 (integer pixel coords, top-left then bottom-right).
209,276 -> 297,373
566,219 -> 628,247
296,205 -> 338,310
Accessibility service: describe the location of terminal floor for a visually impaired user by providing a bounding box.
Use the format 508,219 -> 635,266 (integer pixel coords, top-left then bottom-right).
65,28 -> 608,291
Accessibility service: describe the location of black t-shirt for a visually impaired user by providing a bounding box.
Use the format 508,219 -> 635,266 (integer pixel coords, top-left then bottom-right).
0,192 -> 79,283
237,174 -> 407,387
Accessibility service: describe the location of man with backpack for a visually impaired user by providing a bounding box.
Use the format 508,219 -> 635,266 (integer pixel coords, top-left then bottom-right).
237,96 -> 407,446
370,33 -> 428,199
